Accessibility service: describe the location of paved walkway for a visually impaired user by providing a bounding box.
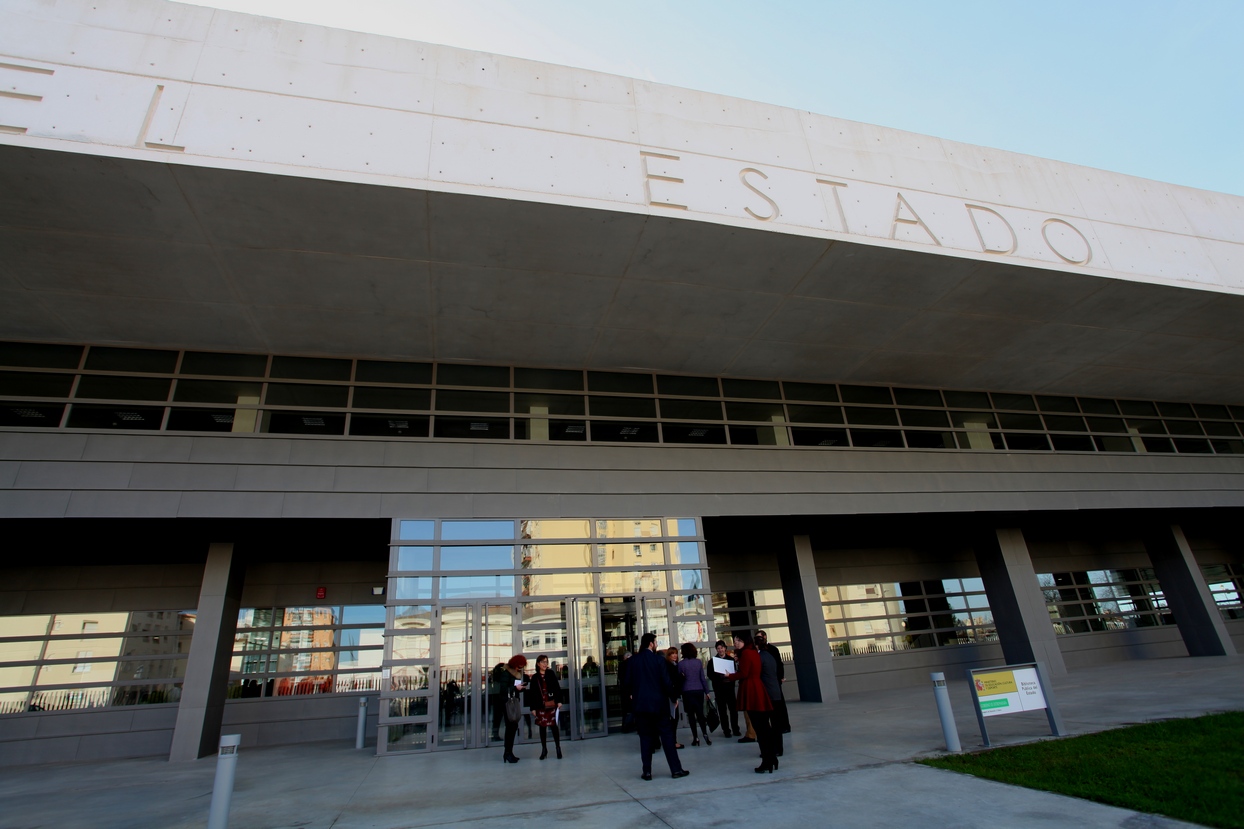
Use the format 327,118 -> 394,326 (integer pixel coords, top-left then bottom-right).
1,655 -> 1240,829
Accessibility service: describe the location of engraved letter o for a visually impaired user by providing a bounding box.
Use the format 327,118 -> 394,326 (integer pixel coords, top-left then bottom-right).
1041,218 -> 1092,265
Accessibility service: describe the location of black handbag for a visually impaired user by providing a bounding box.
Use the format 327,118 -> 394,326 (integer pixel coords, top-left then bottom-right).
705,697 -> 721,733
504,696 -> 521,723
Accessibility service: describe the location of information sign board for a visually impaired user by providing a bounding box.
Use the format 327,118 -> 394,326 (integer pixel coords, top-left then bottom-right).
973,666 -> 1047,717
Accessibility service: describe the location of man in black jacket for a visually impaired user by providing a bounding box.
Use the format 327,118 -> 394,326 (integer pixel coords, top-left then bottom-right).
756,630 -> 790,734
627,632 -> 689,781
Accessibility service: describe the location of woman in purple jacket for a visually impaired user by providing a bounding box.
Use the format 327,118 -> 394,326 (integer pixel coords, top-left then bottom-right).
676,643 -> 712,746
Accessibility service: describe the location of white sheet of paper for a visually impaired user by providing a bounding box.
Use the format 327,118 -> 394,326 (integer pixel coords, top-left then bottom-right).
514,678 -> 523,687
712,656 -> 735,675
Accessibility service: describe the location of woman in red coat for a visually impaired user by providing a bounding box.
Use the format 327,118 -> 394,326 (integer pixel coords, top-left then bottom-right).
725,630 -> 777,773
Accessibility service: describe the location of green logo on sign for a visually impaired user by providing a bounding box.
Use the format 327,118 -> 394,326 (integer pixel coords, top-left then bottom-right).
980,699 -> 1010,710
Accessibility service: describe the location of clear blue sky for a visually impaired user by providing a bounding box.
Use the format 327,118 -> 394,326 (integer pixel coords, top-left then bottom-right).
189,0 -> 1244,196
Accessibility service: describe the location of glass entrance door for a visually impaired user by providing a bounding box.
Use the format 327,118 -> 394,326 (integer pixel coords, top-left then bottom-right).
435,602 -> 513,750
600,597 -> 637,733
566,598 -> 606,738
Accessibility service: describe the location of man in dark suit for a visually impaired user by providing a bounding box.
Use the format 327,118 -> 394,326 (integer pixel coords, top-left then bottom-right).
628,632 -> 690,781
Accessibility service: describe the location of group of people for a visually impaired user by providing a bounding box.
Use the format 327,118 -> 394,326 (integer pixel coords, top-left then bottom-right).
496,654 -> 565,763
624,628 -> 791,780
494,628 -> 791,780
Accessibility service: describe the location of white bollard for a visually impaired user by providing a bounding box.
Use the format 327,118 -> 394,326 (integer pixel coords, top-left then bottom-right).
355,696 -> 368,750
930,672 -> 962,753
207,734 -> 241,829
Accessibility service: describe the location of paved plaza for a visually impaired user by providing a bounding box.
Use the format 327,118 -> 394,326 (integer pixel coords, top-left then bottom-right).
1,655 -> 1240,829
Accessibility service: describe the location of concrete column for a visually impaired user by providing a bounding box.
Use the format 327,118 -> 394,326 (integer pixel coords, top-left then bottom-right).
170,543 -> 244,761
1143,524 -> 1237,657
975,528 -> 1067,676
776,535 -> 838,702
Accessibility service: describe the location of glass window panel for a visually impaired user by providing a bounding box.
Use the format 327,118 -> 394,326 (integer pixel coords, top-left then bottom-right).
595,542 -> 665,567
514,367 -> 583,390
589,396 -> 656,418
390,635 -> 432,661
180,352 -> 267,377
394,578 -> 433,600
436,364 -> 509,387
66,404 -> 163,430
521,602 -> 566,624
992,393 -> 1037,411
432,416 -> 509,438
726,402 -> 785,422
599,571 -> 667,593
591,421 -> 659,442
1156,402 -> 1195,419
387,696 -> 430,718
839,385 -> 891,405
0,402 -> 65,427
396,547 -> 433,570
84,347 -> 177,373
1041,414 -> 1086,432
893,388 -> 943,407
1194,404 -> 1231,420
1003,432 -> 1051,450
668,541 -> 701,565
1079,398 -> 1119,414
514,418 -> 586,441
398,521 -> 434,541
442,521 -> 513,541
790,427 -> 848,446
997,413 -> 1043,430
727,424 -> 790,445
1119,400 -> 1159,416
898,408 -> 949,428
1202,421 -> 1240,437
269,356 -> 351,381
596,519 -> 662,539
1165,420 -> 1204,436
674,594 -> 707,616
785,404 -> 843,424
1086,417 -> 1127,432
440,545 -> 514,570
440,575 -> 515,599
673,570 -> 705,590
660,399 -> 723,420
389,666 -> 430,692
341,606 -> 385,625
521,520 -> 592,540
0,371 -> 74,398
0,342 -> 82,369
263,411 -> 345,435
1173,438 -> 1213,454
173,379 -> 262,404
348,414 -> 429,437
1050,434 -> 1095,451
677,620 -> 709,644
722,379 -> 781,399
904,430 -> 957,449
850,429 -> 903,448
513,393 -> 584,416
663,423 -> 727,444
354,360 -> 431,385
782,382 -> 839,402
264,383 -> 348,408
943,391 -> 991,409
950,411 -> 997,429
1127,419 -> 1167,435
435,391 -> 509,413
587,371 -> 652,394
75,376 -> 170,401
281,606 -> 341,627
521,543 -> 592,569
656,375 -> 720,397
666,518 -> 698,537
522,571 -> 594,595
352,387 -> 431,410
844,407 -> 899,426
393,606 -> 434,632
1037,395 -> 1080,412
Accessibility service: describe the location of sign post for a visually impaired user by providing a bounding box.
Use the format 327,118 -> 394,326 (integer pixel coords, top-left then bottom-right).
966,662 -> 1064,747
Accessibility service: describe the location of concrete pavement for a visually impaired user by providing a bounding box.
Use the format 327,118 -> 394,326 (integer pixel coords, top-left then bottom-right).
1,654 -> 1239,829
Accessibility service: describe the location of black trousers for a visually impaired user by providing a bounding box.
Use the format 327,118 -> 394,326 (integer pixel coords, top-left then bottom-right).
750,710 -> 779,765
682,691 -> 708,738
772,697 -> 790,733
711,682 -> 739,735
503,717 -> 519,757
636,712 -> 683,775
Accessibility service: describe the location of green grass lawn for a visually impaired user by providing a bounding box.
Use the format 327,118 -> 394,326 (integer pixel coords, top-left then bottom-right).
919,711 -> 1244,829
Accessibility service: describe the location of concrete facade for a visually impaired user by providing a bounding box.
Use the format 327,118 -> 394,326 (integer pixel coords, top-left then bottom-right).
0,0 -> 1241,767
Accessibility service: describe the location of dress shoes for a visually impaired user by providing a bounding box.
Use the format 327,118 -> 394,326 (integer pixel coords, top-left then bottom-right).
672,769 -> 690,779
641,772 -> 652,781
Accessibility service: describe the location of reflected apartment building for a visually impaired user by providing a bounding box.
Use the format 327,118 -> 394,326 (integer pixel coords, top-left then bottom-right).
0,0 -> 1242,765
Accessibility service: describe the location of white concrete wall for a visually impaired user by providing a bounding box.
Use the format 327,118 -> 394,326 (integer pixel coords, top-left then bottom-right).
1,0 -> 1241,296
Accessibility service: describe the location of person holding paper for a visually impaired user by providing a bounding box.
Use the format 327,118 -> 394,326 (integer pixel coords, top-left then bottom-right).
501,654 -> 528,764
708,640 -> 739,738
722,631 -> 777,773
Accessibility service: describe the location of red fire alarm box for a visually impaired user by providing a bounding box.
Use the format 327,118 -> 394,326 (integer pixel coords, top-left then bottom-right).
315,587 -> 326,599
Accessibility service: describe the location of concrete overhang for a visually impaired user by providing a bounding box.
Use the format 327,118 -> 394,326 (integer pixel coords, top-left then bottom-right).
2,0 -> 1244,402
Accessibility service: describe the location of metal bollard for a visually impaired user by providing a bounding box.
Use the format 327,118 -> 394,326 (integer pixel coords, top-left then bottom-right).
930,672 -> 962,753
207,734 -> 241,829
355,696 -> 368,749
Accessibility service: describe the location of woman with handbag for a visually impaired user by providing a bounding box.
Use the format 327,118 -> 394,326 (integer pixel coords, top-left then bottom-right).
501,654 -> 528,763
525,654 -> 563,759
